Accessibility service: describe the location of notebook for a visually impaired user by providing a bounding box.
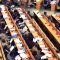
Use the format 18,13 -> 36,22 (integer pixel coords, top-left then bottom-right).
45,54 -> 52,58
15,55 -> 21,60
33,37 -> 43,43
24,20 -> 29,22
41,47 -> 48,50
14,38 -> 22,44
18,49 -> 25,54
41,55 -> 48,59
3,14 -> 8,19
0,5 -> 5,11
20,53 -> 28,58
29,28 -> 35,32
27,24 -> 32,27
10,39 -> 13,43
40,45 -> 45,48
16,44 -> 22,47
42,49 -> 49,53
10,46 -> 14,52
8,25 -> 13,28
33,38 -> 38,43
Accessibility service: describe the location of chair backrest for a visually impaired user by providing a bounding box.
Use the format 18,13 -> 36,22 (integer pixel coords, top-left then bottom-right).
58,1 -> 60,6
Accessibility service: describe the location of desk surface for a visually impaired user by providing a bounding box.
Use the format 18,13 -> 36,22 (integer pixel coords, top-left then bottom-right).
52,14 -> 60,23
1,6 -> 35,60
19,9 -> 59,60
34,11 -> 60,44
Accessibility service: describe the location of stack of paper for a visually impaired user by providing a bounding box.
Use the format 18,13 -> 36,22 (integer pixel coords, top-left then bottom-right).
33,37 -> 43,43
27,24 -> 32,27
29,28 -> 35,32
41,47 -> 48,50
42,49 -> 49,53
15,55 -> 21,60
24,20 -> 29,22
8,25 -> 13,28
40,45 -> 45,48
41,54 -> 52,59
10,46 -> 15,52
16,44 -> 22,47
18,49 -> 25,54
10,28 -> 15,31
3,14 -> 8,19
20,53 -> 28,58
0,5 -> 5,11
14,38 -> 22,44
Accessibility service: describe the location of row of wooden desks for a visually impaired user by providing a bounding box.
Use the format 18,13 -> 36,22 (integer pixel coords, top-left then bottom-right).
16,7 -> 58,60
34,10 -> 60,45
0,5 -> 35,60
52,14 -> 60,24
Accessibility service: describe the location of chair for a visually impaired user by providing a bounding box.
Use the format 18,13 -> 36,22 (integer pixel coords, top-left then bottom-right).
57,1 -> 60,12
43,0 -> 50,9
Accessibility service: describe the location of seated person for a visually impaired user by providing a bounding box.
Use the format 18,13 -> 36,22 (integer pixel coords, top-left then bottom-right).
0,12 -> 3,19
10,11 -> 16,19
44,12 -> 48,17
20,26 -> 28,34
57,1 -> 60,11
23,31 -> 35,49
43,0 -> 50,9
3,45 -> 9,57
58,1 -> 60,6
12,0 -> 19,6
10,47 -> 18,58
48,16 -> 53,22
16,18 -> 25,29
14,10 -> 20,17
7,53 -> 13,60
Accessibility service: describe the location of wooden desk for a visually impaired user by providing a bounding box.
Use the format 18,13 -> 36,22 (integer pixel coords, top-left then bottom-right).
34,11 -> 60,44
1,6 -> 35,60
33,11 -> 60,59
17,8 -> 59,60
52,14 -> 60,24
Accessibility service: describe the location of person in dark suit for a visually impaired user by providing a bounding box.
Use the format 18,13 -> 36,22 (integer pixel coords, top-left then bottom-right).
43,0 -> 50,9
